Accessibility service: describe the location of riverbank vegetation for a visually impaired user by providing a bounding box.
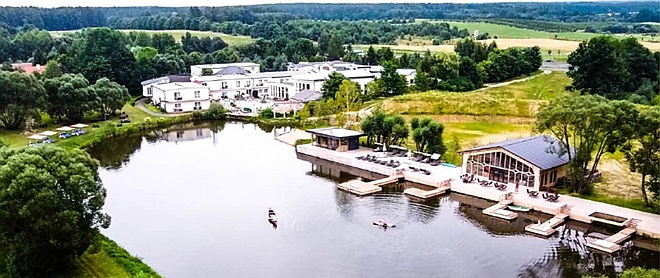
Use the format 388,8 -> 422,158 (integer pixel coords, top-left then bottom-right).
0,146 -> 107,277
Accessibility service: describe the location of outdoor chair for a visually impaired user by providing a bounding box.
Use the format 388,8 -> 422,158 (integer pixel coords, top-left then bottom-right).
429,154 -> 441,166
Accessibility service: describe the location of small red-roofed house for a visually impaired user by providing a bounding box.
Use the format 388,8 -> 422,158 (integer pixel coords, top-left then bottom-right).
11,63 -> 46,74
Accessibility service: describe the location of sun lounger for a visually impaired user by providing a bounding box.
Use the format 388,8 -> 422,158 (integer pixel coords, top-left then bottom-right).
428,153 -> 441,166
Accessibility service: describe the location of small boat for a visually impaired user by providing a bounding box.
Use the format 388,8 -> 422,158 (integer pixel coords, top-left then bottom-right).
508,205 -> 531,212
373,220 -> 396,228
268,208 -> 277,224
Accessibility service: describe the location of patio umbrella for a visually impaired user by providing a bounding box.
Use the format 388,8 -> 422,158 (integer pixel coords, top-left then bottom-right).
27,134 -> 46,140
70,123 -> 89,128
38,131 -> 57,136
56,126 -> 74,131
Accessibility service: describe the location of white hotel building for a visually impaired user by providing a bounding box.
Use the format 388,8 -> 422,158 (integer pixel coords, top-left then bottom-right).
141,61 -> 416,112
150,82 -> 211,113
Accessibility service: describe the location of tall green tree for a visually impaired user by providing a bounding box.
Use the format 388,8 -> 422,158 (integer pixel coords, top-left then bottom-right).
413,71 -> 429,92
459,57 -> 485,89
365,46 -> 379,65
321,72 -> 347,99
91,78 -> 131,118
72,28 -> 137,86
411,117 -> 447,155
379,61 -> 408,96
360,111 -> 408,147
318,31 -> 331,55
535,94 -> 638,194
0,71 -> 47,130
567,36 -> 647,100
622,106 -> 660,205
41,59 -> 63,79
326,32 -> 345,61
334,79 -> 363,112
43,74 -> 97,122
0,146 -> 111,277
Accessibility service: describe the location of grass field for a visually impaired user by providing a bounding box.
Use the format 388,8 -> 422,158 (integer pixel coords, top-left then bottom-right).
0,103 -> 151,149
356,37 -> 660,55
50,29 -> 255,45
428,20 -> 660,43
379,71 -> 571,117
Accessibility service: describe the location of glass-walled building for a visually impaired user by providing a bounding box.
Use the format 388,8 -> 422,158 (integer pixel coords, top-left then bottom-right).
459,136 -> 572,191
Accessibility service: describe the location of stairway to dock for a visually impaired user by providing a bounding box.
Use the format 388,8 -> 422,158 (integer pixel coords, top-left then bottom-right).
404,185 -> 450,199
525,213 -> 569,236
337,176 -> 399,196
586,219 -> 639,253
483,193 -> 517,220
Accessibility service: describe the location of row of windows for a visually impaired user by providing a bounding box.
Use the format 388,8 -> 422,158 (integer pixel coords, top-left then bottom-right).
541,170 -> 558,186
468,152 -> 532,173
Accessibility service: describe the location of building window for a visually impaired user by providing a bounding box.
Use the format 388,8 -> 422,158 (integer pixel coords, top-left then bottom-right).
236,81 -> 240,87
246,81 -> 251,87
196,129 -> 203,137
194,101 -> 202,110
147,87 -> 153,96
176,131 -> 184,138
194,91 -> 200,98
174,92 -> 182,100
221,82 -> 227,89
306,84 -> 311,90
202,83 -> 207,86
174,103 -> 182,112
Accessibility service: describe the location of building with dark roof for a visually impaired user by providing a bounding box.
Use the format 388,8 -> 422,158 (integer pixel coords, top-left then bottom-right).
306,127 -> 364,152
459,135 -> 573,191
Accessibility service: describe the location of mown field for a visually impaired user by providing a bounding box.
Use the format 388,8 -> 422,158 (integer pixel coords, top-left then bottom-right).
50,29 -> 255,45
379,71 -> 571,117
431,20 -> 660,43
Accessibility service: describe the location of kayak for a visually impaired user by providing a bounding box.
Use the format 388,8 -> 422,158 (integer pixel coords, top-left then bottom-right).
507,205 -> 531,212
373,221 -> 396,228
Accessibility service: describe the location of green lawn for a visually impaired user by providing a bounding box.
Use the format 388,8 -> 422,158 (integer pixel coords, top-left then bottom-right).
379,72 -> 573,117
484,71 -> 572,100
50,29 -> 255,45
0,104 -> 152,149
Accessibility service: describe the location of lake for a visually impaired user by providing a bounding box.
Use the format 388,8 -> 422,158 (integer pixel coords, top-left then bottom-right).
86,121 -> 660,278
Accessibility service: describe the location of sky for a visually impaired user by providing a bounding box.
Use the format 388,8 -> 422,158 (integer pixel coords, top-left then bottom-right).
2,0 -> 585,8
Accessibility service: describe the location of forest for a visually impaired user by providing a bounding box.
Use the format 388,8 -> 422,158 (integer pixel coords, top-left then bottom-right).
0,2 -> 658,31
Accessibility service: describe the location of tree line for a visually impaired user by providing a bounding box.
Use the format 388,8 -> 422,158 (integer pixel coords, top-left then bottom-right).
361,111 -> 447,158
1,3 -> 658,32
567,36 -> 660,104
536,94 -> 659,207
0,69 -> 130,130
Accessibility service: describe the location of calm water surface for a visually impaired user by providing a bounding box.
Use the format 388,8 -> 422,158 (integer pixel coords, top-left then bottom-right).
87,121 -> 660,278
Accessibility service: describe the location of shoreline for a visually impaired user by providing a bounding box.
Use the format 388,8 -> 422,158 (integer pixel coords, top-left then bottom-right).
295,144 -> 660,244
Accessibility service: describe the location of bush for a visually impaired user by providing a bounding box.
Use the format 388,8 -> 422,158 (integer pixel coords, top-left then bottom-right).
258,108 -> 274,119
295,139 -> 312,145
202,103 -> 227,120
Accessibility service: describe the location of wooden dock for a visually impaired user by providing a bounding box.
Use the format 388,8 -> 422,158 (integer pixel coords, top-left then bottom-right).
337,176 -> 398,196
403,186 -> 449,199
483,200 -> 518,220
525,213 -> 569,236
586,227 -> 636,253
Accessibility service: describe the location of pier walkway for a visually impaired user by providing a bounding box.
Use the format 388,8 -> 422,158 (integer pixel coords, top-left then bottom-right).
586,227 -> 637,253
525,213 -> 569,236
295,144 -> 660,240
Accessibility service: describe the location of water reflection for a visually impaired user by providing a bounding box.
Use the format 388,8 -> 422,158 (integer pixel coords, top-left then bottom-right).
87,133 -> 143,170
88,121 -> 227,170
86,122 -> 659,278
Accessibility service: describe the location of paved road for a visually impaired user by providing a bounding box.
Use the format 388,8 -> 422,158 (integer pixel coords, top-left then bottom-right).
541,61 -> 569,72
135,98 -> 180,117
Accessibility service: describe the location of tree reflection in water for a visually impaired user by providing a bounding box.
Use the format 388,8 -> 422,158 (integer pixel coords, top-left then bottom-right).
87,133 -> 143,170
87,121 -> 227,170
517,226 -> 660,278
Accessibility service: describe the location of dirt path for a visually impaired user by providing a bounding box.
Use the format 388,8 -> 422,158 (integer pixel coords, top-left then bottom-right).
477,70 -> 551,92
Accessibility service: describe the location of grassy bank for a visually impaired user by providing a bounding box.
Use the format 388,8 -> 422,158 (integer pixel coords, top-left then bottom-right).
50,29 -> 255,45
68,234 -> 161,278
378,72 -> 571,117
